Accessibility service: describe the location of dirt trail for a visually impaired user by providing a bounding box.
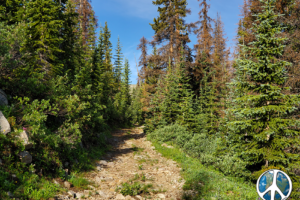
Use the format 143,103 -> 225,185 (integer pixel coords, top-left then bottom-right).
61,126 -> 186,200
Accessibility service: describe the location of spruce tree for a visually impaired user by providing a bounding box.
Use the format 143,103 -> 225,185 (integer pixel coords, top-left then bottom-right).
59,0 -> 79,81
20,0 -> 64,77
99,22 -> 115,101
150,0 -> 191,67
228,0 -> 300,193
192,0 -> 214,93
122,58 -> 131,107
113,36 -> 123,84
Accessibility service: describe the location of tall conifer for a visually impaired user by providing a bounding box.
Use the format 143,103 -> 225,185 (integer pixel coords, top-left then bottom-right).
20,0 -> 64,77
150,0 -> 191,67
113,36 -> 123,84
228,1 -> 300,193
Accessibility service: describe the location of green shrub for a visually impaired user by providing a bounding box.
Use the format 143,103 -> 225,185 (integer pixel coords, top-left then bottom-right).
118,182 -> 152,196
148,124 -> 250,178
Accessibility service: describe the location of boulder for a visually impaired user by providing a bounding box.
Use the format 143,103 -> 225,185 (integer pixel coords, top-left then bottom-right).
0,111 -> 11,135
16,130 -> 33,150
0,89 -> 8,106
19,151 -> 32,164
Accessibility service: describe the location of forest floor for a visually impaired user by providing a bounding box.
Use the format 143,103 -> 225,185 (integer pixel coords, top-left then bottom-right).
54,126 -> 188,200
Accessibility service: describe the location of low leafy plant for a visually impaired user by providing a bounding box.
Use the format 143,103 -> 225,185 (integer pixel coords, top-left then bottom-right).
117,182 -> 152,196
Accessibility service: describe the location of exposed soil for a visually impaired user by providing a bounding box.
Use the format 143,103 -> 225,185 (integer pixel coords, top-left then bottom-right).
57,126 -> 186,200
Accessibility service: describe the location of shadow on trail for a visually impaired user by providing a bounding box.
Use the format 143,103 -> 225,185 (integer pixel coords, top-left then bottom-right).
100,128 -> 146,161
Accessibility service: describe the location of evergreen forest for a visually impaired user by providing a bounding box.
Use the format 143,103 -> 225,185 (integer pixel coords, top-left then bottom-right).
1,0 -> 300,199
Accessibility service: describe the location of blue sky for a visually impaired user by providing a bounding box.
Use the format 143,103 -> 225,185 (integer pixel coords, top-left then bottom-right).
90,0 -> 243,84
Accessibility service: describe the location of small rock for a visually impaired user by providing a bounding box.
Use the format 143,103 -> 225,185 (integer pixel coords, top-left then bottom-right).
11,174 -> 19,182
99,160 -> 108,165
0,89 -> 8,106
135,195 -> 143,200
96,166 -> 101,171
7,191 -> 13,198
115,194 -> 125,200
53,180 -> 60,185
125,195 -> 134,200
68,190 -> 76,198
16,130 -> 33,150
19,151 -> 32,164
64,181 -> 72,189
0,111 -> 11,135
95,176 -> 101,183
162,143 -> 173,148
76,193 -> 83,199
107,162 -> 114,167
64,169 -> 69,176
97,190 -> 107,197
157,194 -> 165,199
84,190 -> 92,195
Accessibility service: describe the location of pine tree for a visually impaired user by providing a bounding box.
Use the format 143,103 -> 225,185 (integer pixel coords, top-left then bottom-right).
192,0 -> 214,93
122,58 -> 131,107
100,22 -> 115,99
59,0 -> 79,81
20,0 -> 64,77
137,36 -> 148,84
70,0 -> 97,48
175,46 -> 196,130
212,13 -> 229,84
228,0 -> 300,193
150,0 -> 191,67
113,36 -> 123,84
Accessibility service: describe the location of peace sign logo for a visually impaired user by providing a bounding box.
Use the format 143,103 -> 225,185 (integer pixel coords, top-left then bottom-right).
256,169 -> 292,200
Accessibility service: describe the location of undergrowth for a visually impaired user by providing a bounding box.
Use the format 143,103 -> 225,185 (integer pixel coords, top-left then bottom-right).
147,126 -> 258,200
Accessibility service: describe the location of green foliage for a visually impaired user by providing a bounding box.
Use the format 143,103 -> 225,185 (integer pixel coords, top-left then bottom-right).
145,49 -> 197,133
227,0 -> 300,197
148,138 -> 258,200
20,0 -> 64,76
117,182 -> 152,196
68,173 -> 91,189
114,36 -> 123,84
148,124 -> 250,178
129,87 -> 143,125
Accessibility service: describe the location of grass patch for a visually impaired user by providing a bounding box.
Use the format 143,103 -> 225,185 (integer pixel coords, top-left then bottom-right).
12,174 -> 65,200
68,173 -> 91,190
148,140 -> 258,200
116,182 -> 153,196
132,144 -> 144,153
